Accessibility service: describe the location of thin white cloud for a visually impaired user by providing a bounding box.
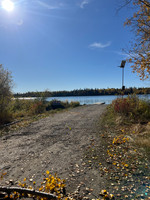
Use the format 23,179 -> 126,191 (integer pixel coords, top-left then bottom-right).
113,51 -> 132,59
80,0 -> 89,8
37,1 -> 59,9
89,41 -> 111,49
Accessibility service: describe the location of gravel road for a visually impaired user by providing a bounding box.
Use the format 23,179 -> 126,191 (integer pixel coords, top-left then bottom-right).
0,104 -> 107,198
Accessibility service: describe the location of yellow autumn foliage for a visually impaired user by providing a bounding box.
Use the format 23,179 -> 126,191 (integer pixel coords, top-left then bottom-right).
125,0 -> 150,80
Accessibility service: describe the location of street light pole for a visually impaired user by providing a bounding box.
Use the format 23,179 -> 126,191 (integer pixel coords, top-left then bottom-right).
122,66 -> 124,90
120,60 -> 126,91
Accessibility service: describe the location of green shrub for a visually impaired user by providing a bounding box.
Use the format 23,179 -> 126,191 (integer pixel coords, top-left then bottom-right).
11,99 -> 31,111
45,103 -> 52,111
0,110 -> 12,125
45,100 -> 80,111
69,101 -> 80,107
10,99 -> 34,118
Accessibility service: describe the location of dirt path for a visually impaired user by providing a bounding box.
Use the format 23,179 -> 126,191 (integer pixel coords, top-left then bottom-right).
0,104 -> 107,199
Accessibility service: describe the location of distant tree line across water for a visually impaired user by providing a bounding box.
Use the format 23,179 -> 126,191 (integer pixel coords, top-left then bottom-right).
14,87 -> 150,98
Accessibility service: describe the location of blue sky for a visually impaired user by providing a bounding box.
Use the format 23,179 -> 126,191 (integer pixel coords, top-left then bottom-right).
0,0 -> 149,93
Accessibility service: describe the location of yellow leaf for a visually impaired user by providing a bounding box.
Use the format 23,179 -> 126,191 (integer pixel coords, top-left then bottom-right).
124,164 -> 129,167
33,181 -> 36,185
39,187 -> 43,191
46,170 -> 50,175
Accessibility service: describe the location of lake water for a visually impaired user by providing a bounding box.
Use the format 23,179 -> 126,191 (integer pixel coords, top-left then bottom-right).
46,94 -> 150,105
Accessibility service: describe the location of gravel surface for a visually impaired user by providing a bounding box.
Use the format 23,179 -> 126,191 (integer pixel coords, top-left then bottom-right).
0,104 -> 107,198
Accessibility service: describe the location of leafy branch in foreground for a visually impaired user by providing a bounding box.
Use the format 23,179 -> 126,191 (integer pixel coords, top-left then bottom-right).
0,186 -> 57,200
0,171 -> 66,200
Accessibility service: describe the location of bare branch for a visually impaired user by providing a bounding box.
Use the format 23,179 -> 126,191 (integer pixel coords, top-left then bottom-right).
0,186 -> 57,200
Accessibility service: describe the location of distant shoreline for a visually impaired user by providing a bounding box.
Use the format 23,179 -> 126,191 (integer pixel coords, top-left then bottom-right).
13,93 -> 150,98
14,87 -> 150,98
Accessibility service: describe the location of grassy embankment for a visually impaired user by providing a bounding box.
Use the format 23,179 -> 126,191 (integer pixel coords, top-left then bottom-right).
0,98 -> 80,134
97,95 -> 150,199
101,95 -> 150,157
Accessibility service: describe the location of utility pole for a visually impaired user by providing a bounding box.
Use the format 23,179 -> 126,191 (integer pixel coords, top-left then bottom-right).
119,60 -> 126,91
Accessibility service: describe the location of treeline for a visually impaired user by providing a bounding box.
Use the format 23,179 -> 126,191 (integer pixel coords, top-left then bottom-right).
14,87 -> 150,97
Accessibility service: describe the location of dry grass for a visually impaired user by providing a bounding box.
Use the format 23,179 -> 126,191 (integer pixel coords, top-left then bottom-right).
134,123 -> 150,157
100,96 -> 150,160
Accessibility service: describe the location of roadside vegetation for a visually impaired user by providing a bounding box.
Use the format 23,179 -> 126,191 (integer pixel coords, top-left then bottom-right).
0,98 -> 80,134
0,64 -> 80,128
10,98 -> 80,119
101,95 -> 150,156
97,95 -> 150,199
